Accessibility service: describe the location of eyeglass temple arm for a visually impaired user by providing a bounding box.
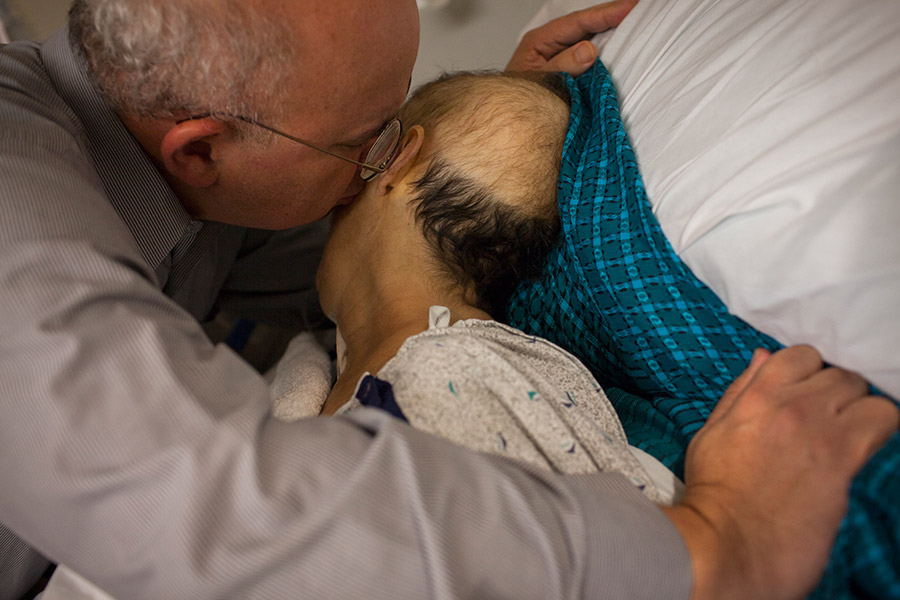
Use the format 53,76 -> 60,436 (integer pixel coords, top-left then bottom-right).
176,112 -> 387,173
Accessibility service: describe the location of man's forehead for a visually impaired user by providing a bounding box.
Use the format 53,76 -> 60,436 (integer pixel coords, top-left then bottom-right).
348,77 -> 413,138
277,0 -> 418,140
281,0 -> 419,48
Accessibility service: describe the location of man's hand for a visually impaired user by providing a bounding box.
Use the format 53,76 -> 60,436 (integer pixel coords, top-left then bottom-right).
663,346 -> 899,600
506,0 -> 638,75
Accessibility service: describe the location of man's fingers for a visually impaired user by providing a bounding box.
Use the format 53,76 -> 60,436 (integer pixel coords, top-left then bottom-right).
757,345 -> 824,386
530,0 -> 638,57
803,367 -> 870,412
707,348 -> 771,424
541,41 -> 598,76
507,0 -> 637,72
838,396 -> 900,469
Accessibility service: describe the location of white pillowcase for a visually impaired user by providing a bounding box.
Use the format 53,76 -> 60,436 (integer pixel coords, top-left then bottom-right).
525,0 -> 900,396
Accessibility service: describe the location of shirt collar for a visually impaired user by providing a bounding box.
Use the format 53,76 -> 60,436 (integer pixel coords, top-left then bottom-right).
40,26 -> 193,272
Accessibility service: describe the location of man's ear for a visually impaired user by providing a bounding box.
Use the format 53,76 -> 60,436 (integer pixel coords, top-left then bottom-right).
377,125 -> 425,196
159,118 -> 230,188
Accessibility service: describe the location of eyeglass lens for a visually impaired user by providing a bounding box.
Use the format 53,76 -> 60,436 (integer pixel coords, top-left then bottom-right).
360,119 -> 403,180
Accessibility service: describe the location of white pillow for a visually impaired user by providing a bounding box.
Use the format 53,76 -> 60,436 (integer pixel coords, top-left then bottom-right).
525,0 -> 900,397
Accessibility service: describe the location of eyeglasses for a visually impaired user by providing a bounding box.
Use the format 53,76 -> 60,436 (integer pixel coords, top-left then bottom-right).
177,113 -> 403,181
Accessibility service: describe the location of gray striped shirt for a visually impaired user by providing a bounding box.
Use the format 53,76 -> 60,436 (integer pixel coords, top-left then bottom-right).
0,27 -> 690,600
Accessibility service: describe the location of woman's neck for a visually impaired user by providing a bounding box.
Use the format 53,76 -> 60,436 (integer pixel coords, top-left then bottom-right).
320,270 -> 491,415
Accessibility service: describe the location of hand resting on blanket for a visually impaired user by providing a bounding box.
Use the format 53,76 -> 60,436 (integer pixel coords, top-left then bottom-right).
665,345 -> 898,600
304,69 -> 900,599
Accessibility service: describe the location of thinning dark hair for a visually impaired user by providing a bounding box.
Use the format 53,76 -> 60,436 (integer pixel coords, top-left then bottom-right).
410,160 -> 561,321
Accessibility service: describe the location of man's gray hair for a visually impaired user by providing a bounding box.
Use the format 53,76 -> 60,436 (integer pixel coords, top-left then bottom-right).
69,0 -> 295,121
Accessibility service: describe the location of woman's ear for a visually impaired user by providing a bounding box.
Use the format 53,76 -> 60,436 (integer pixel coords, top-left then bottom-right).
159,118 -> 230,188
377,125 -> 425,196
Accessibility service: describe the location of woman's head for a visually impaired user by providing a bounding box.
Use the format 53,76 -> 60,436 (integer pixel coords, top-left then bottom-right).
400,70 -> 571,318
318,70 -> 571,320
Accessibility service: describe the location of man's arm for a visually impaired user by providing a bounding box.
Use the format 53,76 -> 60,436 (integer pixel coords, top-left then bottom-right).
0,233 -> 690,599
507,0 -> 638,75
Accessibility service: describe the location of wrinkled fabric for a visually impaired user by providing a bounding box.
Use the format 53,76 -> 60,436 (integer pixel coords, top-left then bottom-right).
507,59 -> 900,599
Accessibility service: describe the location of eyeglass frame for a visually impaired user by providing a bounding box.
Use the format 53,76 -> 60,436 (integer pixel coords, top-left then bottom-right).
176,112 -> 403,181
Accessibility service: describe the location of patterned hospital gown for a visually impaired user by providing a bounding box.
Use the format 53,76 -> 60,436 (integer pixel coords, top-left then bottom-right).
337,307 -> 680,505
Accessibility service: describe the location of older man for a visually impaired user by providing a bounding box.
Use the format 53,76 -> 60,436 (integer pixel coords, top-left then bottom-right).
1,1 -> 896,599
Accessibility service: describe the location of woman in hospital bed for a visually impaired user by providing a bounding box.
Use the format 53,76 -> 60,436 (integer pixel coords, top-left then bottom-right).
306,68 -> 889,505
314,69 -> 681,503
299,68 -> 897,599
42,0 -> 899,594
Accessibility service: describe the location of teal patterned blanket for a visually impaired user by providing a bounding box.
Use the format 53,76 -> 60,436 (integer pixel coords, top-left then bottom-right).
506,60 -> 900,600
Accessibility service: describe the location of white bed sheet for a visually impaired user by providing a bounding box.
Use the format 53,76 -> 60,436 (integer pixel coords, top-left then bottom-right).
526,0 -> 900,396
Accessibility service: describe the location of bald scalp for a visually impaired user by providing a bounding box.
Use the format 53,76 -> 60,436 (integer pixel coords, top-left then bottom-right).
400,71 -> 571,216
70,0 -> 418,145
283,0 -> 419,126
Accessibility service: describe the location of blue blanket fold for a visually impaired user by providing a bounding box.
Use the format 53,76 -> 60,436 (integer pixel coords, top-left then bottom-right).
506,59 -> 900,600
